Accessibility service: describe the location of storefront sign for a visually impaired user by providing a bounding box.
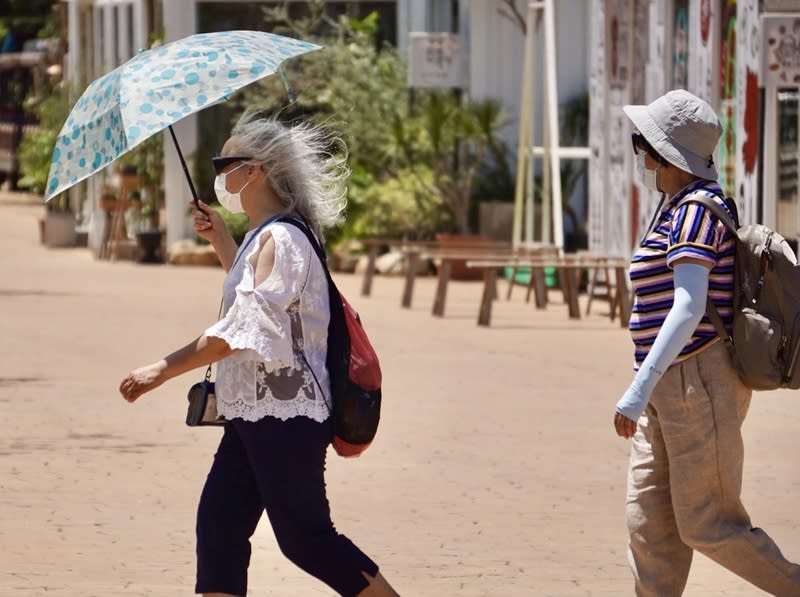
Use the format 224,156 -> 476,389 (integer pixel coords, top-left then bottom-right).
761,14 -> 800,87
408,32 -> 462,89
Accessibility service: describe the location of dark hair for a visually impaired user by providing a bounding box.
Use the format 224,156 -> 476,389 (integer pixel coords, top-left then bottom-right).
631,132 -> 670,166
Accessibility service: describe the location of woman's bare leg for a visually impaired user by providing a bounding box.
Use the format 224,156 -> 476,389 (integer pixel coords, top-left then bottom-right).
356,571 -> 401,597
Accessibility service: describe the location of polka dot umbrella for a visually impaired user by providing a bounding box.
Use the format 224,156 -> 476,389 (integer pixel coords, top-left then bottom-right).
44,30 -> 321,203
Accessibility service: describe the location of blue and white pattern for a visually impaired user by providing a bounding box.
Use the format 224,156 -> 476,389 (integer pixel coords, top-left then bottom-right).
45,30 -> 321,201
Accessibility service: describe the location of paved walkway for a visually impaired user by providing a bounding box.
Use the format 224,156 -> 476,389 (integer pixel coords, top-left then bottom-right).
1,196 -> 798,596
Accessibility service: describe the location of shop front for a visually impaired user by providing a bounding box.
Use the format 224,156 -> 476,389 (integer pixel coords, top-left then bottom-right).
589,0 -> 799,258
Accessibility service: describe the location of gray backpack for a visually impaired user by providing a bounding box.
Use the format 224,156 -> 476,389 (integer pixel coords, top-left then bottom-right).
679,195 -> 800,390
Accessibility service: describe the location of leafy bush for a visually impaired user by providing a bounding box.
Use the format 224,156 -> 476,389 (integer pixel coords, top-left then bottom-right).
17,85 -> 72,201
16,119 -> 56,193
241,10 -> 409,181
341,166 -> 450,240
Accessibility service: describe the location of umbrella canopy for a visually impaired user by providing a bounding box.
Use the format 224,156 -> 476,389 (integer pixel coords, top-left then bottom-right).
45,30 -> 321,201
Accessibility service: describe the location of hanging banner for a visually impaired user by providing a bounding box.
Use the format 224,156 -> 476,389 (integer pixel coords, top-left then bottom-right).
408,32 -> 462,89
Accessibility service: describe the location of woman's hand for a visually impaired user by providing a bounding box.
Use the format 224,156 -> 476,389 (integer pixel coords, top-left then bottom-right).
119,362 -> 167,403
614,411 -> 637,439
191,200 -> 228,245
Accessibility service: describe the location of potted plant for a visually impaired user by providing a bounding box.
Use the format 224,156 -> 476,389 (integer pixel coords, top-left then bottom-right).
118,132 -> 164,262
16,80 -> 78,246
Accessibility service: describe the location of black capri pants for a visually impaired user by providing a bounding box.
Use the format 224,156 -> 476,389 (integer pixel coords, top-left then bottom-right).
195,415 -> 378,596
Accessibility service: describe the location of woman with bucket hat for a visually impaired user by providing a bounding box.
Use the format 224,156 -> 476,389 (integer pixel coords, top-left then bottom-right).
615,89 -> 800,596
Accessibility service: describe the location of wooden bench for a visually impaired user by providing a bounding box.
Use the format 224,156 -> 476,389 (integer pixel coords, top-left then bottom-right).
466,255 -> 632,327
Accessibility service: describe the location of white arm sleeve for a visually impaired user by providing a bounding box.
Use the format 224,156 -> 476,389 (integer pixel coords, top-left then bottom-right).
615,262 -> 710,421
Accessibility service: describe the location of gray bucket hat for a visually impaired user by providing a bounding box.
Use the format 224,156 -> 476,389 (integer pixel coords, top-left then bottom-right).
623,89 -> 722,180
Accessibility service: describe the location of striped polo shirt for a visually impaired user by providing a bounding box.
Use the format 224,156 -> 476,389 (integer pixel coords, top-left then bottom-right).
629,180 -> 736,369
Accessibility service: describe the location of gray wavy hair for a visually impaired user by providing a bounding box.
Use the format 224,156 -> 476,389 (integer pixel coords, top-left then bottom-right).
231,110 -> 348,239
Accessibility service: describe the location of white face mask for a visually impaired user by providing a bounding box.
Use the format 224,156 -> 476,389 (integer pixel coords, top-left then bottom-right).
214,163 -> 250,213
635,152 -> 659,191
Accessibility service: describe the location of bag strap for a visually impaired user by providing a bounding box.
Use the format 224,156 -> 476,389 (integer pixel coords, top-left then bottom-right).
677,194 -> 739,236
272,214 -> 337,415
273,215 -> 332,277
676,194 -> 737,346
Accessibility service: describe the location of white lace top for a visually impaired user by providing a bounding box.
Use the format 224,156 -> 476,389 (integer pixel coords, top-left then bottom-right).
204,221 -> 332,423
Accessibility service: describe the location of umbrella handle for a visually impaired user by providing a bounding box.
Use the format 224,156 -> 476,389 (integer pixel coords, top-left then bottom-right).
167,124 -> 205,211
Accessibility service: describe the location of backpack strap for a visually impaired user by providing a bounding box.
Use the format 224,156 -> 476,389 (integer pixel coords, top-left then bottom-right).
675,194 -> 737,346
270,214 -> 339,415
272,215 -> 331,275
676,194 -> 738,236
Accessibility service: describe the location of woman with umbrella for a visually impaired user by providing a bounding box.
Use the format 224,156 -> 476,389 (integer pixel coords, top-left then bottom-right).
119,110 -> 401,597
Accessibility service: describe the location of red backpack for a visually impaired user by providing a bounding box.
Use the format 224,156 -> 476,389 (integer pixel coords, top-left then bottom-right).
278,217 -> 382,457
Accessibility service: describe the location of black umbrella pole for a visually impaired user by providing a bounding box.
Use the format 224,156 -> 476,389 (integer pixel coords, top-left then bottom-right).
167,124 -> 203,210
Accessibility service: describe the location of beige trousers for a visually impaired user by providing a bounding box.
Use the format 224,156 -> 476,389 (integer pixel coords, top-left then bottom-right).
626,341 -> 800,596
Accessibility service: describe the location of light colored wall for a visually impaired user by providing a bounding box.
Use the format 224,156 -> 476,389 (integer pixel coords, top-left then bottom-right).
162,0 -> 198,248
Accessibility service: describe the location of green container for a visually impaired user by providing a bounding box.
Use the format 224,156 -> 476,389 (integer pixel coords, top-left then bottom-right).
503,266 -> 558,289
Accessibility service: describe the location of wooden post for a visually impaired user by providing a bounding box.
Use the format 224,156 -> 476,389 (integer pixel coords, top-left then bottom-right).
478,267 -> 497,326
529,267 -> 548,308
615,265 -> 632,327
432,259 -> 452,317
361,242 -> 379,297
401,250 -> 420,308
564,267 -> 581,319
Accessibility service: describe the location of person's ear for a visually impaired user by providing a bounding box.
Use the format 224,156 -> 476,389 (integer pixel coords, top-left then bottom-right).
245,163 -> 263,181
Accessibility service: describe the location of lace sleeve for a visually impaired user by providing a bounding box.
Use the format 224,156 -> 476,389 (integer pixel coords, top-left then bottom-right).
204,223 -> 311,371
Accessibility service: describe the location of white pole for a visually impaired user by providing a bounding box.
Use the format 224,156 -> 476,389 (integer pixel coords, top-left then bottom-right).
525,5 -> 539,245
132,0 -> 149,53
102,4 -> 116,70
93,6 -> 103,78
117,3 -> 130,64
162,0 -> 199,247
543,0 -> 563,249
66,0 -> 80,85
542,69 -> 551,244
512,3 -> 537,247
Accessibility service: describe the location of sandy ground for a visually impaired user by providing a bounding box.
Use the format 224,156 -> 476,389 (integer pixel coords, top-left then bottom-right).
1,195 -> 798,597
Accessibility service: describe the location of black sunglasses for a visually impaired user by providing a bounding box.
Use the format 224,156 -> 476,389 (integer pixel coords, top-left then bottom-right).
211,155 -> 252,176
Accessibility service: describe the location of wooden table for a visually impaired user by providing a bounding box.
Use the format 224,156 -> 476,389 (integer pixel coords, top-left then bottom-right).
466,255 -> 632,327
398,244 -> 559,314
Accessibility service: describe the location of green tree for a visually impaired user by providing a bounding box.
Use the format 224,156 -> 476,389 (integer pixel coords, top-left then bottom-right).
241,9 -> 409,180
392,93 -> 509,234
242,2 -> 512,238
0,0 -> 60,42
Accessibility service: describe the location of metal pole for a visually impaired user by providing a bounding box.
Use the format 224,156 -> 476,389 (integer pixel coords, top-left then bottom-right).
167,125 -> 201,207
